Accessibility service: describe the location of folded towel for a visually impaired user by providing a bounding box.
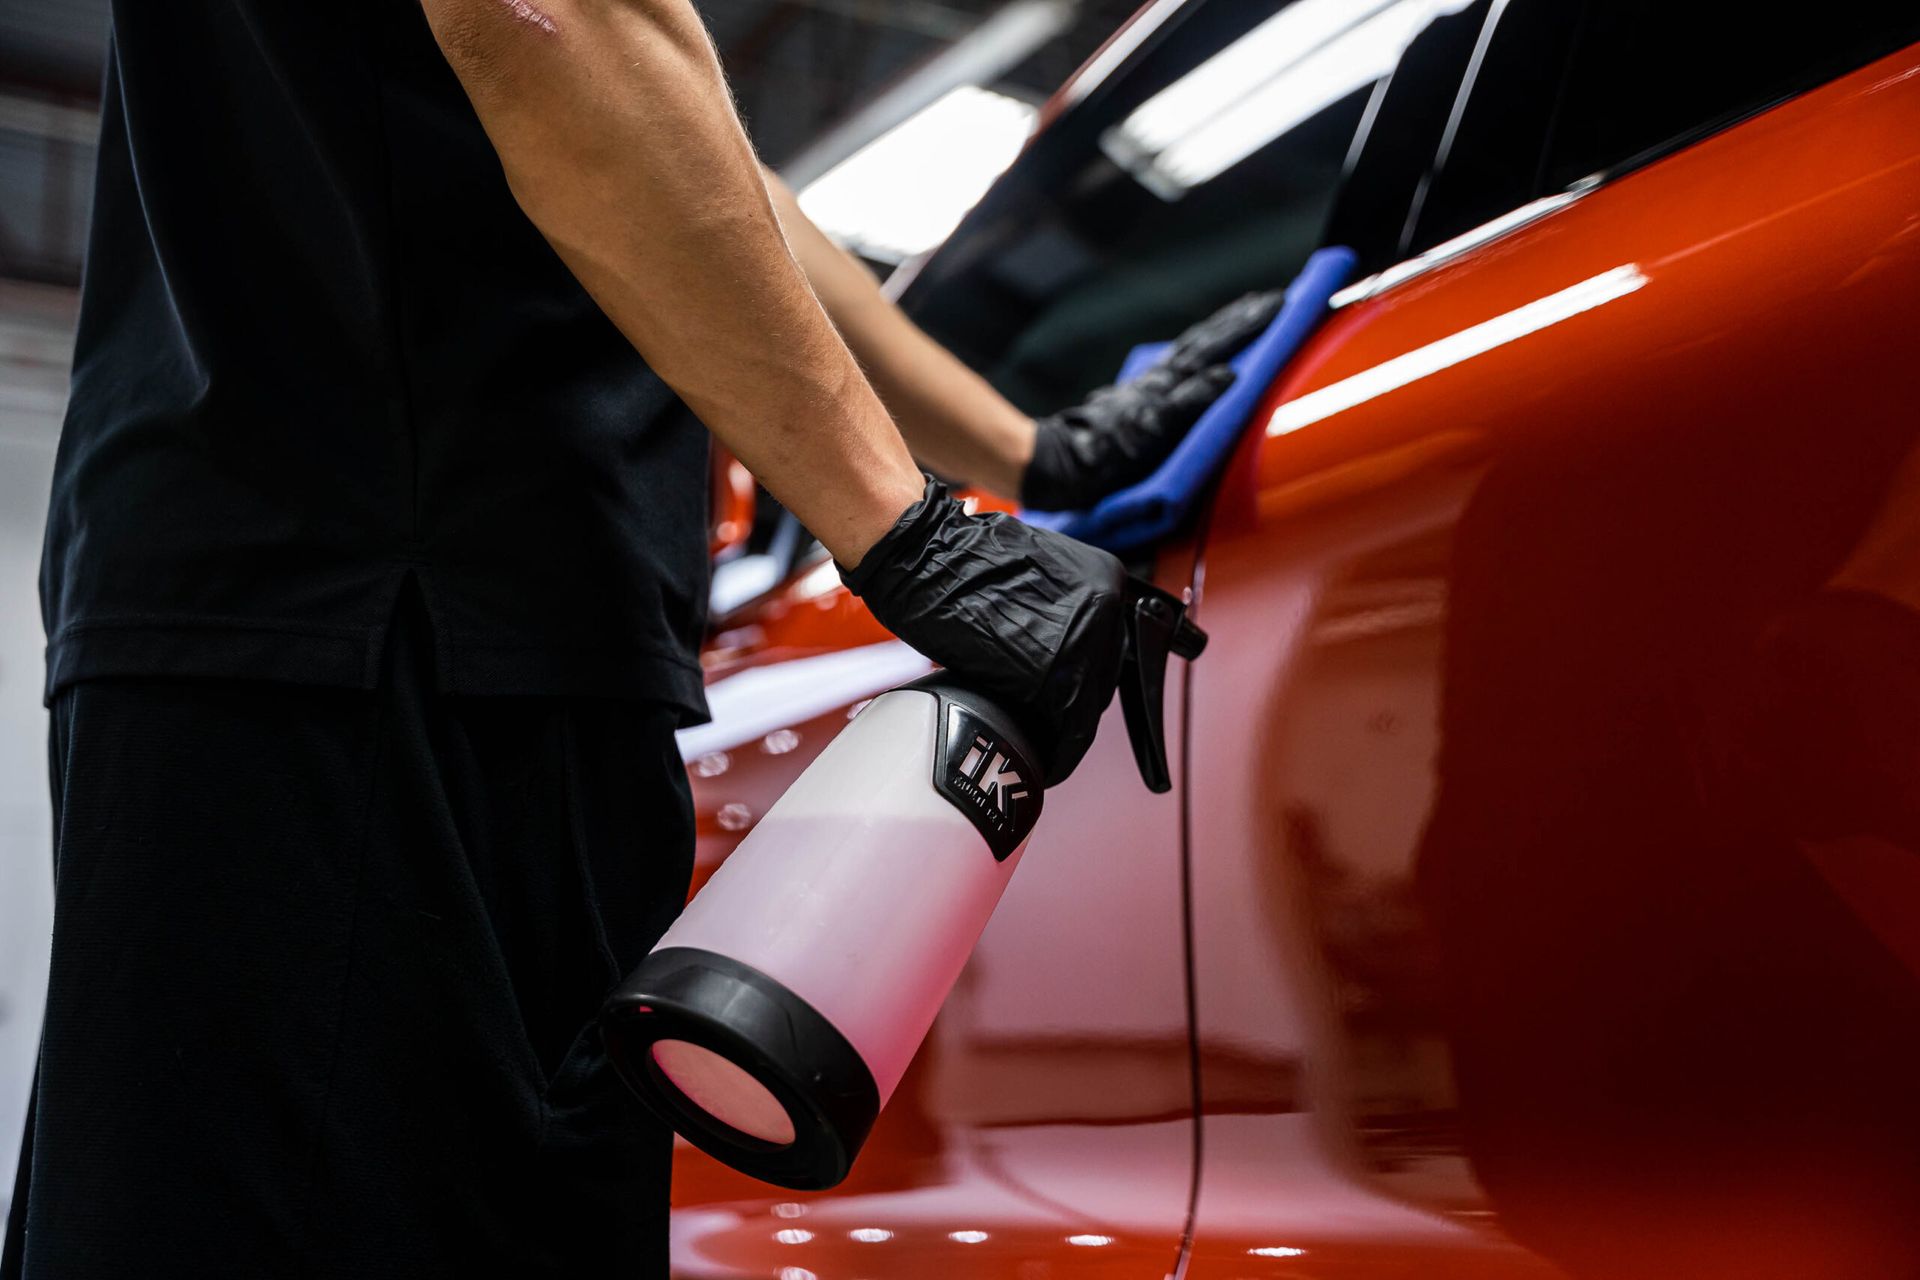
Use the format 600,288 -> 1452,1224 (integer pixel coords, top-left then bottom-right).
1023,245 -> 1356,553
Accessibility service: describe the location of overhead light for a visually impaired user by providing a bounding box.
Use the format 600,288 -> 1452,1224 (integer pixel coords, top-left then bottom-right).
796,85 -> 1037,264
1104,0 -> 1473,199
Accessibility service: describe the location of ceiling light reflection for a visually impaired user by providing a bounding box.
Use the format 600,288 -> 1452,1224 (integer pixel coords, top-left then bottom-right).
1105,0 -> 1472,197
792,558 -> 845,601
1066,1233 -> 1115,1247
849,1228 -> 893,1243
797,85 -> 1037,263
1120,0 -> 1369,154
948,1229 -> 990,1244
1267,264 -> 1648,438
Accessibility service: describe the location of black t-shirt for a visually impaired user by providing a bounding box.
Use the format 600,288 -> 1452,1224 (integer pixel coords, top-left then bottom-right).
40,3 -> 711,721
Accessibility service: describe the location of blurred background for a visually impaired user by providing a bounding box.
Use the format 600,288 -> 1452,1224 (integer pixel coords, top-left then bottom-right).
0,0 -> 1149,1218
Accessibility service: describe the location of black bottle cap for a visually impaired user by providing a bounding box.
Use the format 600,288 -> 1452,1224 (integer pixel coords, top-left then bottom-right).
600,947 -> 880,1190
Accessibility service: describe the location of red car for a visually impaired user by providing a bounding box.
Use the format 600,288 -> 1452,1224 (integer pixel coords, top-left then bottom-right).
673,2 -> 1920,1276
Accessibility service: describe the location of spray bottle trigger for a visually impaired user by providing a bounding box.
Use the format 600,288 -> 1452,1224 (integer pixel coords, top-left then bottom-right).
1118,580 -> 1208,795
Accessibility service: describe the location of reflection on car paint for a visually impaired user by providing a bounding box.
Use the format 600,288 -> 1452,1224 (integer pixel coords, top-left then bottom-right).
669,36 -> 1920,1280
1187,42 -> 1920,1278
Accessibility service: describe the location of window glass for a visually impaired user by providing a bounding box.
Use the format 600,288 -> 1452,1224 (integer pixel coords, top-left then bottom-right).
1404,0 -> 1583,256
1541,0 -> 1920,191
902,0 -> 1473,414
1326,0 -> 1492,275
1407,0 -> 1920,262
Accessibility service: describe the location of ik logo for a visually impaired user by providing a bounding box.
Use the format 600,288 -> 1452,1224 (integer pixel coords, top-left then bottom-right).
956,733 -> 1029,818
935,698 -> 1041,862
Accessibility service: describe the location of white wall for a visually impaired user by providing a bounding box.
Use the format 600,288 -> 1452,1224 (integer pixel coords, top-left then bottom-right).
0,281 -> 69,1221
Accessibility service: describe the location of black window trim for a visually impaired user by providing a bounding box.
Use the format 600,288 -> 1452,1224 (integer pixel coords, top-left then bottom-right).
1327,4 -> 1920,310
1328,178 -> 1596,309
1396,0 -> 1515,257
1331,0 -> 1577,309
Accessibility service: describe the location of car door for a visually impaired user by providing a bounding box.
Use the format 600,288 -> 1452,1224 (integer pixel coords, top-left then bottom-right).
1180,4 -> 1920,1278
668,3 -> 1484,1272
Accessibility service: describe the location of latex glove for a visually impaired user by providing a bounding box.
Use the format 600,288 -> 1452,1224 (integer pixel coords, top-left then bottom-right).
1020,290 -> 1286,512
841,477 -> 1128,783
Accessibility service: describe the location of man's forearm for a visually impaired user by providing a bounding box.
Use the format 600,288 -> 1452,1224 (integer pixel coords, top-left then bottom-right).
420,0 -> 921,565
763,171 -> 1036,500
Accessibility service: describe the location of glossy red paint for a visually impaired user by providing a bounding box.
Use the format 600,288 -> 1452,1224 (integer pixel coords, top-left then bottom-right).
668,41 -> 1920,1280
702,558 -> 896,680
1184,43 -> 1920,1280
702,492 -> 1016,679
708,445 -> 756,560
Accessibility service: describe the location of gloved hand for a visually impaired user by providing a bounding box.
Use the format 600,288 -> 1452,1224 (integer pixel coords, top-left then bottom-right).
1020,290 -> 1286,512
841,477 -> 1128,783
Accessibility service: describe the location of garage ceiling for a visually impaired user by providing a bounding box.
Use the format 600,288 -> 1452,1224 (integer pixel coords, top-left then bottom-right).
0,0 -> 1146,284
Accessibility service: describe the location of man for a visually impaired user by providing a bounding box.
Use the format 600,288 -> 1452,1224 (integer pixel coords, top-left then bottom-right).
3,1 -> 1275,1275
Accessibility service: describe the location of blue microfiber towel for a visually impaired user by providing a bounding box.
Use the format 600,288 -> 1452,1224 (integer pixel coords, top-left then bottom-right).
1023,245 -> 1357,553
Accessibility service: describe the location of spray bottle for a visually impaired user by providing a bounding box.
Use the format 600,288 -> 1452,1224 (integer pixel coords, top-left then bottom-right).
600,577 -> 1205,1189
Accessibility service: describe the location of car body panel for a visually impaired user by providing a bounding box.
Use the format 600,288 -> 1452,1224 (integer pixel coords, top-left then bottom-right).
1183,40 -> 1920,1280
668,24 -> 1920,1280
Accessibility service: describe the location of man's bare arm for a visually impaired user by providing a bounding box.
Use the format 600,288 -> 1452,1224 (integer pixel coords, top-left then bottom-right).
761,170 -> 1036,499
762,172 -> 1282,512
419,0 -> 922,565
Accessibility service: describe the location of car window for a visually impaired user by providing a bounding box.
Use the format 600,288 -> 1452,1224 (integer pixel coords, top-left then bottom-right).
1402,0 -> 1584,257
1541,0 -> 1920,193
902,0 -> 1477,415
1325,0 -> 1493,277
1408,0 -> 1920,257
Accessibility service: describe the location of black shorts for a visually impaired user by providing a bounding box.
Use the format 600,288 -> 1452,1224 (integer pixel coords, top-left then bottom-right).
4,600 -> 694,1278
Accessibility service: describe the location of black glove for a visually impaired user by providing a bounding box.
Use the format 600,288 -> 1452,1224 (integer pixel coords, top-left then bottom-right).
1020,290 -> 1286,513
841,478 -> 1128,783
